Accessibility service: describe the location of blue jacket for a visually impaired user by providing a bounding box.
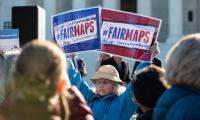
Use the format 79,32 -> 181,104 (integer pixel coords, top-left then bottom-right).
67,59 -> 138,120
153,85 -> 200,120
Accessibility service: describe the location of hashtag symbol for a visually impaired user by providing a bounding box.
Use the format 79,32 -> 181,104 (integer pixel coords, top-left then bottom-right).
103,30 -> 108,36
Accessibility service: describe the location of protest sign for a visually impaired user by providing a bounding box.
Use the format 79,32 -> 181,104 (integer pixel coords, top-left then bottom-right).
101,8 -> 161,62
0,29 -> 19,52
52,7 -> 101,53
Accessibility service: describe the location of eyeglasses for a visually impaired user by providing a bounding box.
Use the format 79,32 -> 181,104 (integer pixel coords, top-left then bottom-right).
95,80 -> 113,86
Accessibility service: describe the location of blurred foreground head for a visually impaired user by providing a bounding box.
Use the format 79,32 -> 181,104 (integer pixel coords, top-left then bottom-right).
166,33 -> 200,89
0,40 -> 70,120
15,40 -> 68,92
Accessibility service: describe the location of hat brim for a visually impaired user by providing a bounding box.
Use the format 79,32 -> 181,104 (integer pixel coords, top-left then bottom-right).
91,73 -> 123,84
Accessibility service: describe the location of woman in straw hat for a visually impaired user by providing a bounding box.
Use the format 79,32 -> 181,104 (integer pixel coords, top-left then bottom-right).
68,62 -> 138,120
0,40 -> 93,120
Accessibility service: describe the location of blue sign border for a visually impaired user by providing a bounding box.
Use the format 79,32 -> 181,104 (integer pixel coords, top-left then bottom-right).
52,7 -> 101,53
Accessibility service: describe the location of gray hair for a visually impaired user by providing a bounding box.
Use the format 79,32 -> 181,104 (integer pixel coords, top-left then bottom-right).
165,33 -> 200,89
113,82 -> 126,96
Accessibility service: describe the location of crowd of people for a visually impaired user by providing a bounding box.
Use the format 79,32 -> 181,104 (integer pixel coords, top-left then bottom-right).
0,33 -> 200,120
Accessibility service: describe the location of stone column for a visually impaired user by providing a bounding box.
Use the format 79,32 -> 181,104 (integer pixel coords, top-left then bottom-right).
102,0 -> 120,10
14,0 -> 38,6
167,0 -> 183,43
43,0 -> 57,40
137,0 -> 152,16
72,0 -> 87,9
0,0 -> 31,29
0,1 -> 12,29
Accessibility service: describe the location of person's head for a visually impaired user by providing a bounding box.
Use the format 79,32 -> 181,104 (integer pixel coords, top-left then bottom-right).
14,40 -> 69,100
69,52 -> 77,58
113,56 -> 123,63
91,65 -> 125,96
99,53 -> 112,61
133,65 -> 166,112
165,33 -> 200,89
133,62 -> 151,80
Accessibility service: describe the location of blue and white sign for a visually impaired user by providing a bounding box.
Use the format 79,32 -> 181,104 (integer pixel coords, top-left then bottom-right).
0,29 -> 19,51
52,7 -> 101,53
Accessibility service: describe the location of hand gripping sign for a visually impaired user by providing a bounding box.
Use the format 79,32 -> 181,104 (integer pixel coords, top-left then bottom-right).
101,8 -> 161,62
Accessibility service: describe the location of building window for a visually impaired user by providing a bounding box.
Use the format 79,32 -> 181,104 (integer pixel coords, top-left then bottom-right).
188,11 -> 193,22
3,21 -> 12,29
121,0 -> 137,13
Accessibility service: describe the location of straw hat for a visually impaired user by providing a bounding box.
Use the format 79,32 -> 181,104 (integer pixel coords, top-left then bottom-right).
91,65 -> 123,83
